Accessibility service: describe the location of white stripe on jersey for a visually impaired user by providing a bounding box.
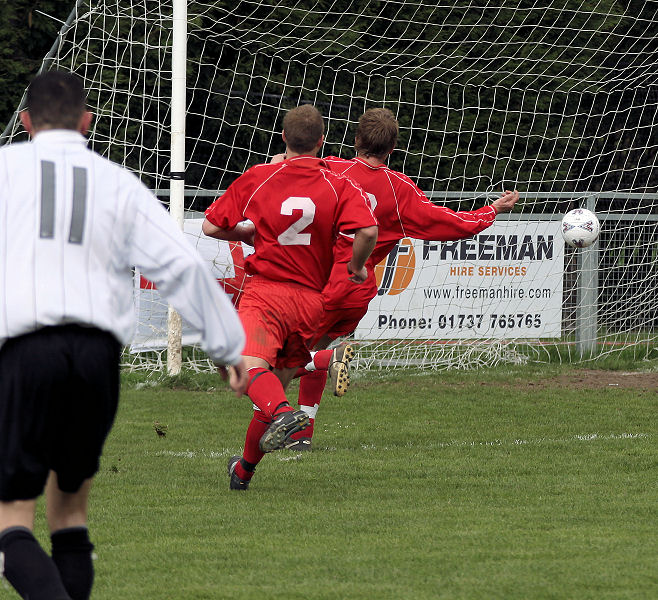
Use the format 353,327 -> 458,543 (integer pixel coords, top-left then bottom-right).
242,162 -> 289,214
0,130 -> 245,365
320,168 -> 377,225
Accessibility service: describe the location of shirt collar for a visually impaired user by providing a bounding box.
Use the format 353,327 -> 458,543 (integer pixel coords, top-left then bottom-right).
353,156 -> 387,170
286,155 -> 328,169
33,130 -> 88,145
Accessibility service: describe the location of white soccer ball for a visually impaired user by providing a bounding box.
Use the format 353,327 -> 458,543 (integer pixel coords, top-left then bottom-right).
561,208 -> 600,248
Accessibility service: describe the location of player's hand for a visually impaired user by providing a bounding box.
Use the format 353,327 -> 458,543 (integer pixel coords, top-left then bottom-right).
216,359 -> 249,397
270,153 -> 287,164
347,261 -> 367,283
492,189 -> 519,214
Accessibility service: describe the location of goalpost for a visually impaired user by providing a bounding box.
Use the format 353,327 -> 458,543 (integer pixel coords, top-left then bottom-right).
3,0 -> 658,372
166,0 -> 188,375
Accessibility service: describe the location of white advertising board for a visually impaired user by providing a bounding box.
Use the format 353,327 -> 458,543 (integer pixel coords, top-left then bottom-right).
354,220 -> 564,340
132,218 -> 564,351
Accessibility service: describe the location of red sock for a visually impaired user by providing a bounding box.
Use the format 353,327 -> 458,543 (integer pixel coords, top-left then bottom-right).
241,410 -> 270,468
235,462 -> 253,481
299,369 -> 328,408
312,349 -> 333,371
290,369 -> 327,441
247,367 -> 293,417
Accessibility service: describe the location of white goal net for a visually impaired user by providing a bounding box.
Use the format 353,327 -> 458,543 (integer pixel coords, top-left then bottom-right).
3,0 -> 658,371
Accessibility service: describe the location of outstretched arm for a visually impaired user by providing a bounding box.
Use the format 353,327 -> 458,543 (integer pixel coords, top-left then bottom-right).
393,172 -> 520,241
491,190 -> 519,214
129,197 -> 246,368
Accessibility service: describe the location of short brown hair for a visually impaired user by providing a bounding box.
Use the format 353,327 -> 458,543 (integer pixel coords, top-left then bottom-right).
282,104 -> 324,153
26,70 -> 87,130
354,108 -> 398,159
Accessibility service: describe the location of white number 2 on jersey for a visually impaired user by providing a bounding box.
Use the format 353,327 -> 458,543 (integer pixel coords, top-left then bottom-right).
277,196 -> 316,246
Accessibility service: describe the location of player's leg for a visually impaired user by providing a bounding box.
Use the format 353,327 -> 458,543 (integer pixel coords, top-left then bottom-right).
228,402 -> 270,490
237,282 -> 306,420
238,283 -> 320,446
287,337 -> 355,449
228,353 -> 310,491
288,340 -> 353,395
46,474 -> 94,600
228,355 -> 293,489
46,325 -> 120,600
0,499 -> 73,600
261,292 -> 333,454
243,355 -> 297,417
283,335 -> 333,450
228,357 -> 310,490
286,307 -> 363,449
0,330 -> 74,600
302,307 -> 363,398
0,500 -> 35,531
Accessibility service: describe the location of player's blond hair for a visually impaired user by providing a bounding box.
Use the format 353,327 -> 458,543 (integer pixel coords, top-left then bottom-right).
355,108 -> 398,159
282,104 -> 324,153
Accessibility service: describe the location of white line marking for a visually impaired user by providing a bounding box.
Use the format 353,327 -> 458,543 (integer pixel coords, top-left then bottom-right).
362,432 -> 650,451
147,433 -> 650,460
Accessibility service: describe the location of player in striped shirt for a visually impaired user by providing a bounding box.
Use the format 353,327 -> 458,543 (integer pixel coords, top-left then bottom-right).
0,71 -> 247,600
203,104 -> 378,490
277,108 -> 518,450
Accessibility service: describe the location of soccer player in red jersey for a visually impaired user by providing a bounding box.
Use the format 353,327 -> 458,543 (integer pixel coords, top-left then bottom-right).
202,105 -> 378,489
278,108 -> 519,449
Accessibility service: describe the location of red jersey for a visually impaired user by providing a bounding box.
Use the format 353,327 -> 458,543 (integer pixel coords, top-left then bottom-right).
322,156 -> 498,308
205,156 -> 377,291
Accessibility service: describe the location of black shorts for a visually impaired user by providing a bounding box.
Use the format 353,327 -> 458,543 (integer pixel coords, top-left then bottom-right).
0,325 -> 121,501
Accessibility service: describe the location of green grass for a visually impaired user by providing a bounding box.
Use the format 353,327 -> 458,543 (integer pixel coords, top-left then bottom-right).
17,365 -> 658,599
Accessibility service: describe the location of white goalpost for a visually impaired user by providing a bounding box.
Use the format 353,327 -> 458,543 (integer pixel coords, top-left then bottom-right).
166,0 -> 188,375
2,0 -> 658,372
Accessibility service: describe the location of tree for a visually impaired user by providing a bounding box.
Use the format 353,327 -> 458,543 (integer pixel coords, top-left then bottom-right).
0,1 -> 75,133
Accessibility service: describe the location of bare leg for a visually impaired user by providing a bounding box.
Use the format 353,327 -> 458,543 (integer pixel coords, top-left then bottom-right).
0,499 -> 36,532
0,495 -> 71,599
46,473 -> 95,600
46,472 -> 91,532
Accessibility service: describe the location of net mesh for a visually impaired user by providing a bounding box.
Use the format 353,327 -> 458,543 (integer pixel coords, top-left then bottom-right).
3,0 -> 658,371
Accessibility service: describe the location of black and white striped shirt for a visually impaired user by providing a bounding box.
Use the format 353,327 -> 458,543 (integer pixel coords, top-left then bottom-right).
0,130 -> 244,365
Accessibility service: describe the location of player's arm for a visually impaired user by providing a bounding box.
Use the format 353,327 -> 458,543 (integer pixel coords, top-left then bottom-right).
127,188 -> 246,375
202,219 -> 255,246
333,175 -> 379,282
491,190 -> 518,214
395,173 -> 518,240
203,174 -> 256,245
347,225 -> 378,283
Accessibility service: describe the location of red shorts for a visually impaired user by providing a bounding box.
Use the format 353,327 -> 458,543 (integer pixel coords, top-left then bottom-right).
239,277 -> 324,369
314,304 -> 369,343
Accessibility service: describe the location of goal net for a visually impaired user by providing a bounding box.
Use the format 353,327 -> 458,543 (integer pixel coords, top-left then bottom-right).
3,0 -> 658,371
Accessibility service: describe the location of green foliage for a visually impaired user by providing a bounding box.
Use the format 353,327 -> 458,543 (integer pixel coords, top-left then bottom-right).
0,0 -> 74,132
2,1 -> 658,201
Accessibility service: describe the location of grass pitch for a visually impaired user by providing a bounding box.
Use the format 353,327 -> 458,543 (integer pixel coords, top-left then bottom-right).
15,364 -> 658,599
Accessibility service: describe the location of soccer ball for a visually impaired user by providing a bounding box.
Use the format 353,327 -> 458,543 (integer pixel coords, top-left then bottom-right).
561,208 -> 600,248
